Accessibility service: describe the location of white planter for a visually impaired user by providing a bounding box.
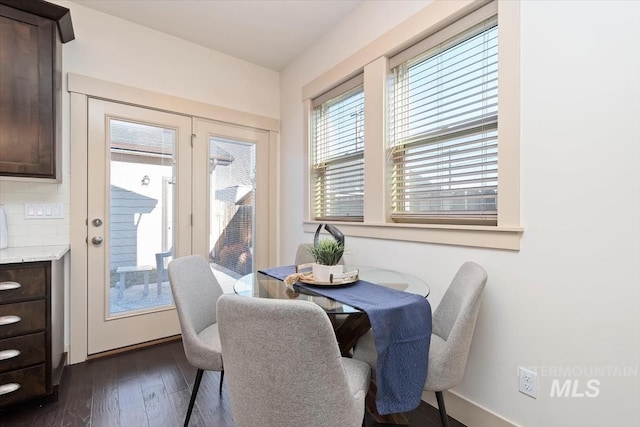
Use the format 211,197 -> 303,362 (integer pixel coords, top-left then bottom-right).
312,263 -> 344,283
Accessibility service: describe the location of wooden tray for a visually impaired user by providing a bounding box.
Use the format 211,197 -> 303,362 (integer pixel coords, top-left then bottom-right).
297,270 -> 359,287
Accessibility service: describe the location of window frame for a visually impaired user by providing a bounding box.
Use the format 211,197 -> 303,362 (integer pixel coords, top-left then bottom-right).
302,0 -> 522,250
389,16 -> 499,225
310,77 -> 365,222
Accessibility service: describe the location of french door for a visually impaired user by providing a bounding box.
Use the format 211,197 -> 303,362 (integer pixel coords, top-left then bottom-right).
87,100 -> 191,354
86,101 -> 272,355
192,119 -> 271,292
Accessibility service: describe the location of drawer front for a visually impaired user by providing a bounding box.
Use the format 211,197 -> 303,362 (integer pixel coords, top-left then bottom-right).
0,300 -> 46,339
0,364 -> 46,407
0,332 -> 46,373
0,264 -> 46,303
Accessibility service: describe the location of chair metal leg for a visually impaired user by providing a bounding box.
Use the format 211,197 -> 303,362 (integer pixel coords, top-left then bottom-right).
184,369 -> 204,427
219,370 -> 224,395
435,391 -> 450,427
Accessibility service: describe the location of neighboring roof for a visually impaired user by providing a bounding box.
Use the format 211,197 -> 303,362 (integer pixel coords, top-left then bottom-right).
110,185 -> 158,214
215,185 -> 253,205
110,120 -> 174,156
110,120 -> 255,202
109,121 -> 238,166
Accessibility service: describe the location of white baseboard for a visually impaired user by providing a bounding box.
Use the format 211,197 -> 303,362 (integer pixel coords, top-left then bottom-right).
421,390 -> 521,427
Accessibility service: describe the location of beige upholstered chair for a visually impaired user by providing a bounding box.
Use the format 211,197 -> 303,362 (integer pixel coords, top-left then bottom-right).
168,255 -> 225,427
217,294 -> 371,427
353,261 -> 487,427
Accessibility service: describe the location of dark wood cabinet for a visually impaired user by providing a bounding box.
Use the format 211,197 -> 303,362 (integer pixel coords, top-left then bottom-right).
0,260 -> 65,407
0,0 -> 74,180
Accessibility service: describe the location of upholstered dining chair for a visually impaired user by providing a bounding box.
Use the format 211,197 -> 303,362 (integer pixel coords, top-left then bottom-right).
168,255 -> 225,427
353,261 -> 487,427
217,294 -> 371,427
295,243 -> 347,329
295,243 -> 345,266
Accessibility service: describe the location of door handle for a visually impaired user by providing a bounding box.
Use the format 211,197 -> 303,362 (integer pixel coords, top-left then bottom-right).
92,236 -> 103,245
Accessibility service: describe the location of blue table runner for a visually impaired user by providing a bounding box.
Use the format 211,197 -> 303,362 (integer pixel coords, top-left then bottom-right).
259,265 -> 432,415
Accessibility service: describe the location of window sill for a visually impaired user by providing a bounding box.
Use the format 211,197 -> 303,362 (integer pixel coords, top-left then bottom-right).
303,221 -> 522,251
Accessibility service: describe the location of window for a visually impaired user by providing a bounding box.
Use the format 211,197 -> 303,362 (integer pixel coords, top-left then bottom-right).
302,0 -> 521,250
311,75 -> 364,221
389,14 -> 498,225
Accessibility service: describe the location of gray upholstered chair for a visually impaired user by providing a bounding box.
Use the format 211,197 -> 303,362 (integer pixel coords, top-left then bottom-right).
295,243 -> 345,266
295,243 -> 316,265
353,261 -> 487,427
217,294 -> 371,427
168,255 -> 225,427
295,243 -> 347,329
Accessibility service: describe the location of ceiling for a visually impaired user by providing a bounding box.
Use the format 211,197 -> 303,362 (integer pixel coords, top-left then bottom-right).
71,0 -> 363,71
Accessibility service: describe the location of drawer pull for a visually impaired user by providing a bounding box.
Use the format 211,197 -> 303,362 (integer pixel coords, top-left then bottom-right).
0,281 -> 21,291
0,383 -> 21,395
0,315 -> 21,326
0,349 -> 21,361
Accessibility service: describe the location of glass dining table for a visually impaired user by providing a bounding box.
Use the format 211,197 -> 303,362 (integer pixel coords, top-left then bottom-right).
235,264 -> 431,424
234,264 -> 430,355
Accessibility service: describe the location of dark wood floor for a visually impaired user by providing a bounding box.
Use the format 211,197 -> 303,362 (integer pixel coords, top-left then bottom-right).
0,340 -> 465,427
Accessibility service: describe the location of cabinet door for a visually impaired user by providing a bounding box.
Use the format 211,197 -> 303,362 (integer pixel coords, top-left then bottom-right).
0,5 -> 56,178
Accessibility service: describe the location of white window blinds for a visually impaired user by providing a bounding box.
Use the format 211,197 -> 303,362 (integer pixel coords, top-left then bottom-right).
389,6 -> 498,226
311,75 -> 364,221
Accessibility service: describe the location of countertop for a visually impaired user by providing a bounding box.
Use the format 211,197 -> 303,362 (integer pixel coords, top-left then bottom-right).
0,245 -> 70,264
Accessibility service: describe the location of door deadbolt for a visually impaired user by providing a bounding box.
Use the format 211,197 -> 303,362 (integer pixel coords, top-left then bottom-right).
92,218 -> 103,227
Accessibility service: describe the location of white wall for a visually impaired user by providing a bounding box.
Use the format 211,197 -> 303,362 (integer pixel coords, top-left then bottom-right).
280,1 -> 640,426
0,0 -> 279,248
58,0 -> 280,119
110,161 -> 173,267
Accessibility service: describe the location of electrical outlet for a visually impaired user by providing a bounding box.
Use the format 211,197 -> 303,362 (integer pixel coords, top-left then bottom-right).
519,367 -> 538,398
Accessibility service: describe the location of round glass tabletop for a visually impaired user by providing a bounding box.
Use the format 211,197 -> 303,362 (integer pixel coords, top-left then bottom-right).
234,264 -> 430,315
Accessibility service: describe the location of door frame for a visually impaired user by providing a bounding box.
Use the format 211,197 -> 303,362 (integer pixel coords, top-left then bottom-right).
69,74 -> 279,364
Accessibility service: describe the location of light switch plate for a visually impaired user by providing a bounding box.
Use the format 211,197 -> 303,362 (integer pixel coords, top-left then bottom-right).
25,203 -> 64,219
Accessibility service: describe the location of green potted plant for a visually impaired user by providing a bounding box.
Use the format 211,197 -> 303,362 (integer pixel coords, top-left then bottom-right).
308,238 -> 345,282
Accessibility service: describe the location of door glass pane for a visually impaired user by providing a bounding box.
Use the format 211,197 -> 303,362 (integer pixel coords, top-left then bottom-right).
109,119 -> 175,315
208,137 -> 256,289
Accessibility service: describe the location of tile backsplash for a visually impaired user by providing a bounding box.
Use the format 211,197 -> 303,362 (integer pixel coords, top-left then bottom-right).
0,175 -> 70,247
